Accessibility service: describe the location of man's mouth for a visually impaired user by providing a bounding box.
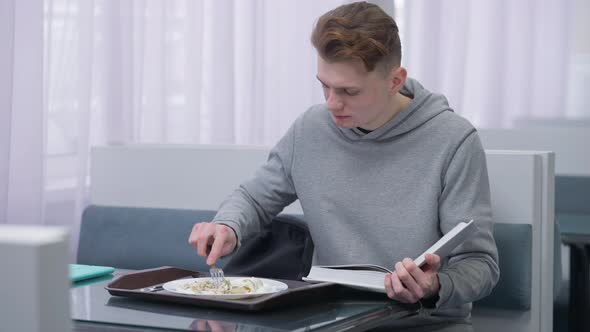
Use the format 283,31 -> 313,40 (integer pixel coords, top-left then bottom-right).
333,115 -> 351,119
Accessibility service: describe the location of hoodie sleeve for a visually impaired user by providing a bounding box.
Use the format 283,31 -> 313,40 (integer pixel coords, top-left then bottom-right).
211,123 -> 298,248
433,130 -> 500,309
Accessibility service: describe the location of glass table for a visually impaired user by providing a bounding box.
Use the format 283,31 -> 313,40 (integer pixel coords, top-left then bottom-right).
71,270 -> 418,332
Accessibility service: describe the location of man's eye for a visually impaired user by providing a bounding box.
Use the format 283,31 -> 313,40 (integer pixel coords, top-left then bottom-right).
345,90 -> 359,96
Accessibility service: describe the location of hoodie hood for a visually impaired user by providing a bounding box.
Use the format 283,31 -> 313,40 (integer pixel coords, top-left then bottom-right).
336,77 -> 453,141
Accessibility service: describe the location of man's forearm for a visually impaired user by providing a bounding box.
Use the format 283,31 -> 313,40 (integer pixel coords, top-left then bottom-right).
435,254 -> 500,309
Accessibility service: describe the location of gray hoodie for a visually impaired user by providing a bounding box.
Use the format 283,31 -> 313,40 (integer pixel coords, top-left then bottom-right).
213,78 -> 500,319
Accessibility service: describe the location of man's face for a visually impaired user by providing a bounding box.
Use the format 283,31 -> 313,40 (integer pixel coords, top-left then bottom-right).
317,56 -> 393,130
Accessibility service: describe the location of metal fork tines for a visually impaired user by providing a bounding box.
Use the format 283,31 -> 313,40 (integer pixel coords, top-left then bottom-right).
209,264 -> 226,287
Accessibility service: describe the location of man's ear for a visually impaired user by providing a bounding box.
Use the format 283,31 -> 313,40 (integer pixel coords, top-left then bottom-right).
389,66 -> 407,95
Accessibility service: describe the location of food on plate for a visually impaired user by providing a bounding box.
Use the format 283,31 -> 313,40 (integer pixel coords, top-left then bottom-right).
181,277 -> 264,295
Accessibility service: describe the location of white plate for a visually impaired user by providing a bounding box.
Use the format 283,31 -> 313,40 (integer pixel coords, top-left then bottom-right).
162,277 -> 288,299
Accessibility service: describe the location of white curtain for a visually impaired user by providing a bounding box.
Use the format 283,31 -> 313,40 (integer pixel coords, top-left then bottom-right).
2,0 -> 346,256
1,0 -> 45,226
43,0 -> 344,149
401,0 -> 576,128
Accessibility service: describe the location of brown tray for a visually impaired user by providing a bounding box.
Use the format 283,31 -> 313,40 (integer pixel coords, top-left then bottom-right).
106,266 -> 343,312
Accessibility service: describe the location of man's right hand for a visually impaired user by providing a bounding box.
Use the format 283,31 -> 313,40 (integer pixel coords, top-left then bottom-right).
188,222 -> 237,265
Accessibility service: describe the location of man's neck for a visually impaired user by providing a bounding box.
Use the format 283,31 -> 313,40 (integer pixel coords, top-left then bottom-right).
389,92 -> 412,122
360,93 -> 413,131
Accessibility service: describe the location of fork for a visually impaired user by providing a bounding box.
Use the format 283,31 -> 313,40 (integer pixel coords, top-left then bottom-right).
209,264 -> 226,287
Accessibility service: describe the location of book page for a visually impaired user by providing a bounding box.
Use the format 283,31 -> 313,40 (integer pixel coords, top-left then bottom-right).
304,219 -> 476,294
304,266 -> 387,293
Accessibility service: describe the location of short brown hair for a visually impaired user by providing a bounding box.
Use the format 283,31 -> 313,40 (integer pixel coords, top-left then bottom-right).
311,1 -> 401,73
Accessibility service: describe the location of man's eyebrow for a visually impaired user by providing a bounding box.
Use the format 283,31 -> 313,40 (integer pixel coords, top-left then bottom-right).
316,76 -> 360,90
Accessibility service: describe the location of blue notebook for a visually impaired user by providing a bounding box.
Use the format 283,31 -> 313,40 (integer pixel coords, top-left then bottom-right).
70,264 -> 115,282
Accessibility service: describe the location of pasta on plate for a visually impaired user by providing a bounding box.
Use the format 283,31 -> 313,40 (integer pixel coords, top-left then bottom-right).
162,276 -> 288,299
181,277 -> 265,295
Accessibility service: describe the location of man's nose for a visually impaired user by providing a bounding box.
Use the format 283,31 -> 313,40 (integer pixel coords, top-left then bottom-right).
326,90 -> 343,110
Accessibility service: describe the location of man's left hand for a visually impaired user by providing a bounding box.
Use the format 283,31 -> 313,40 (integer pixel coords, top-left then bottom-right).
384,253 -> 441,303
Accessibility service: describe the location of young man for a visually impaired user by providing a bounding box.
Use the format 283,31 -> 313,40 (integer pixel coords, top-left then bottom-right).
189,2 -> 499,330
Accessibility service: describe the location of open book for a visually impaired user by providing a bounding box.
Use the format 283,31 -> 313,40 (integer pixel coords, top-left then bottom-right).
303,219 -> 476,293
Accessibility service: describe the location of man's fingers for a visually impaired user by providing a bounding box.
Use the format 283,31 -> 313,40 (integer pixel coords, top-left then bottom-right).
396,261 -> 424,300
404,257 -> 430,291
404,257 -> 424,279
207,226 -> 231,265
189,223 -> 209,256
195,223 -> 216,258
391,272 -> 415,303
193,320 -> 206,331
188,222 -> 236,265
206,320 -> 223,332
424,253 -> 441,269
384,273 -> 395,298
188,223 -> 201,247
